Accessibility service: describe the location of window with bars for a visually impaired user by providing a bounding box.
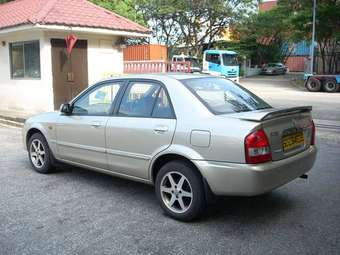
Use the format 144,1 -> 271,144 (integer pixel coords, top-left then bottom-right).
9,40 -> 41,79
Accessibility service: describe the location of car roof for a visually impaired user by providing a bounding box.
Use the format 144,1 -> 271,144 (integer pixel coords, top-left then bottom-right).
204,49 -> 237,55
98,73 -> 212,83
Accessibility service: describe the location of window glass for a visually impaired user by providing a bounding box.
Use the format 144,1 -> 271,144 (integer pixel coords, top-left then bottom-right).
222,54 -> 238,66
10,41 -> 40,79
205,53 -> 220,64
24,41 -> 41,78
10,43 -> 24,78
119,82 -> 160,117
182,77 -> 271,114
185,57 -> 200,67
152,88 -> 174,118
72,83 -> 122,115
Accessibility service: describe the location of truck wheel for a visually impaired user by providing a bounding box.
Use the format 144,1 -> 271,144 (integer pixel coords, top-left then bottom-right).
323,79 -> 338,93
306,77 -> 321,92
155,160 -> 206,221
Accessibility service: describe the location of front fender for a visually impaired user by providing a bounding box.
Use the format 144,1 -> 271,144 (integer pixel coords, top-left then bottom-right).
23,112 -> 59,156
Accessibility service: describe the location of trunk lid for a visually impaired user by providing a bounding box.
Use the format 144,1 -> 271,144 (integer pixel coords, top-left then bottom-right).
229,106 -> 314,161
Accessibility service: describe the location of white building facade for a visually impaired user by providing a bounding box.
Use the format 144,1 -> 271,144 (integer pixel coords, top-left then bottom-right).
0,0 -> 150,119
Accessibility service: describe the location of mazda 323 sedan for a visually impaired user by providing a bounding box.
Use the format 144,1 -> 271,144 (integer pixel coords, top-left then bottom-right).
23,74 -> 317,221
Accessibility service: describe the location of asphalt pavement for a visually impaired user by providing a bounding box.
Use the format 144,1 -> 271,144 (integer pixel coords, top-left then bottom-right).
1,75 -> 340,255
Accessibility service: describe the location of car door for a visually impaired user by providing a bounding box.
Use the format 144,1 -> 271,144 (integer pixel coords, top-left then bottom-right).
56,81 -> 124,169
106,80 -> 176,180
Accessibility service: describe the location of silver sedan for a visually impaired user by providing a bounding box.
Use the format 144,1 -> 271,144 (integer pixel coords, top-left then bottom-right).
23,74 -> 317,221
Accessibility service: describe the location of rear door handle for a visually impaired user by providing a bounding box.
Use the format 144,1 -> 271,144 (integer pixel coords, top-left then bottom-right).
153,126 -> 169,133
91,121 -> 102,128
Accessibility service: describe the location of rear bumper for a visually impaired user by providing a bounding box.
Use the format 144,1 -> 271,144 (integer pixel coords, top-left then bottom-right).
194,146 -> 317,196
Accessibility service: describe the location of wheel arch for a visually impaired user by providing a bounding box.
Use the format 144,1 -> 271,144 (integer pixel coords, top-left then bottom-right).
150,152 -> 215,202
26,127 -> 45,150
150,153 -> 202,184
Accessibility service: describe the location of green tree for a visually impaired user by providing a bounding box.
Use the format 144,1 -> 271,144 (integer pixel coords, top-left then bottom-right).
0,0 -> 13,3
137,0 -> 255,56
90,0 -> 146,26
284,0 -> 340,74
234,0 -> 340,73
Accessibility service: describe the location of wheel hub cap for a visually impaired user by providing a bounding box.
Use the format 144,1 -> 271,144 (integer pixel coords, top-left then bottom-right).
160,171 -> 193,214
30,139 -> 45,168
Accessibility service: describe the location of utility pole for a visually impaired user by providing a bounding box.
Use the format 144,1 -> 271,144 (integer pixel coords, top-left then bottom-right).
310,0 -> 316,74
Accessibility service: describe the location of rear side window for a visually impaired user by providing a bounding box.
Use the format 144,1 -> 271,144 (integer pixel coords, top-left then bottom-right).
118,82 -> 160,117
182,77 -> 271,114
152,88 -> 174,118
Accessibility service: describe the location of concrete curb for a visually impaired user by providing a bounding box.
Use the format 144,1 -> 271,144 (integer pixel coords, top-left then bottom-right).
0,118 -> 23,128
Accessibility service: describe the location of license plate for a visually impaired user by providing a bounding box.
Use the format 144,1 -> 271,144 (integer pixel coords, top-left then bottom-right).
282,132 -> 304,152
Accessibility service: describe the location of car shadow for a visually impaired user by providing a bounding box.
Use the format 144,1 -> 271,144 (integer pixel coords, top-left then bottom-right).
54,164 -> 296,226
204,192 -> 295,223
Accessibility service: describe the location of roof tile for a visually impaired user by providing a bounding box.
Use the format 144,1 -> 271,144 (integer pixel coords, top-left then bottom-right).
0,0 -> 150,33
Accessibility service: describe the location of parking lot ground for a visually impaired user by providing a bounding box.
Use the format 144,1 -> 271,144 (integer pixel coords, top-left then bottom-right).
1,125 -> 340,254
1,75 -> 340,255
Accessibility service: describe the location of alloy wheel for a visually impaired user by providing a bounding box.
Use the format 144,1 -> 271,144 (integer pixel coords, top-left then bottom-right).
160,171 -> 193,214
30,139 -> 46,168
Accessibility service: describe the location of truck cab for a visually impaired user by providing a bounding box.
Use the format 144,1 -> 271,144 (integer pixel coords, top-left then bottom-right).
203,50 -> 240,82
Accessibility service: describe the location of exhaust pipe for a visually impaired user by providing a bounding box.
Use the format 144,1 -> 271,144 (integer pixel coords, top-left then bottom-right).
300,174 -> 308,179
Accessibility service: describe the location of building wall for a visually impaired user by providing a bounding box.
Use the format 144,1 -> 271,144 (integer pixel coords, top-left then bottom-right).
286,56 -> 306,72
44,31 -> 124,85
0,29 -> 124,118
0,30 -> 54,118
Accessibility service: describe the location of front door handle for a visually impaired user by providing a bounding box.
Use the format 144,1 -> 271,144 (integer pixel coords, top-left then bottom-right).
91,121 -> 102,128
153,126 -> 169,133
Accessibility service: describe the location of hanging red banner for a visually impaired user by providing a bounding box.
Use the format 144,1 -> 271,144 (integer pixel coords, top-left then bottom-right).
65,34 -> 78,57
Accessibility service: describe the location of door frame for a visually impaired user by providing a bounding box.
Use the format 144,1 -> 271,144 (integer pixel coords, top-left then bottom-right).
51,38 -> 89,110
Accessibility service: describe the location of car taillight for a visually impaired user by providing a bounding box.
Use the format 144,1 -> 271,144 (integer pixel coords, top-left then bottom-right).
311,120 -> 315,145
245,129 -> 272,164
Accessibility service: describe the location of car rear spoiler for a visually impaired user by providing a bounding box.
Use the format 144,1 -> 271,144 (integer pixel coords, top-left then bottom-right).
231,106 -> 312,122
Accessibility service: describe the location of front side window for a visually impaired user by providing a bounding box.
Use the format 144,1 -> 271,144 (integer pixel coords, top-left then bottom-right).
119,82 -> 161,117
10,41 -> 41,79
185,57 -> 200,67
72,82 -> 122,115
205,53 -> 221,65
182,77 -> 271,114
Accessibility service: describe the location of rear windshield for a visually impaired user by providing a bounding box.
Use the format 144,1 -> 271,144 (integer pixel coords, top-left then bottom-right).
182,77 -> 271,114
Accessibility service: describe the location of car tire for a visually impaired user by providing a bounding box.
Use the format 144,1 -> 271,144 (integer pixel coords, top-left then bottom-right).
28,133 -> 55,174
155,160 -> 206,221
323,79 -> 338,93
306,77 -> 321,92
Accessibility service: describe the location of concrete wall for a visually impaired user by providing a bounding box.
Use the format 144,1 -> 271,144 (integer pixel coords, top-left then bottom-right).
0,30 -> 54,117
0,29 -> 124,118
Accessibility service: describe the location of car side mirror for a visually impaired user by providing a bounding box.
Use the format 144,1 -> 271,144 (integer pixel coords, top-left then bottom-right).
60,103 -> 72,115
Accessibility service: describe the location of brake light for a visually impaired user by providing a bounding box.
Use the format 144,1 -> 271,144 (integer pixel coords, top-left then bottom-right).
245,129 -> 272,164
311,120 -> 315,145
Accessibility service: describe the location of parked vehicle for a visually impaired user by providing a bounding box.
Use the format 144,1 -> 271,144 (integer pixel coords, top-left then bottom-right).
261,63 -> 288,75
304,73 -> 340,93
23,74 -> 317,221
202,50 -> 240,82
171,54 -> 201,73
